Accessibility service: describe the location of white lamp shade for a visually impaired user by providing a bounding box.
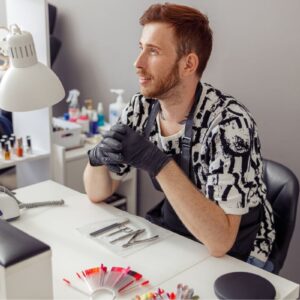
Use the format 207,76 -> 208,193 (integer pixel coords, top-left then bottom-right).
0,27 -> 65,112
0,61 -> 65,112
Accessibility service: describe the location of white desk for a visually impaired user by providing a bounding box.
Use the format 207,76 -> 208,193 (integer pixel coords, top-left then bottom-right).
11,181 -> 299,299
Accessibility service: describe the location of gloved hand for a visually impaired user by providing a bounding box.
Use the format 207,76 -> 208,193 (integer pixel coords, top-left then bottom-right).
87,138 -> 123,173
101,124 -> 172,176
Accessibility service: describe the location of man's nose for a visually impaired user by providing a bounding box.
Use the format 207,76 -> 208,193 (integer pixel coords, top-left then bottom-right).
134,51 -> 146,69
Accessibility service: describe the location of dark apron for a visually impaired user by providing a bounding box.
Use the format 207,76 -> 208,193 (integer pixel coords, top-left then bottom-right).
144,83 -> 262,261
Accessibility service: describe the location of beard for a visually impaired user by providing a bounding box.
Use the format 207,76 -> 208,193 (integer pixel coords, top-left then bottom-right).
138,60 -> 181,99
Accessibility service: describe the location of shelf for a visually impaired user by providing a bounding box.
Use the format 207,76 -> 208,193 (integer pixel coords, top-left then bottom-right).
64,143 -> 94,162
0,150 -> 50,170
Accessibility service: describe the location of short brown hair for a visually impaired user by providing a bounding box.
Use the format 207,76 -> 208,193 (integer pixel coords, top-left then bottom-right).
140,3 -> 213,77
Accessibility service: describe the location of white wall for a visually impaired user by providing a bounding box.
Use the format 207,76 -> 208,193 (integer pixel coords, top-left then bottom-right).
0,0 -> 5,24
50,0 -> 300,282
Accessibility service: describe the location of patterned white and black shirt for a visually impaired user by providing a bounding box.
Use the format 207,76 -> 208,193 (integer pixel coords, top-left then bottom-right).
114,82 -> 275,263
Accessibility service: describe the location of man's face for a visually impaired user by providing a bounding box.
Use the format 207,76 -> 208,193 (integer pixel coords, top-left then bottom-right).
134,22 -> 182,99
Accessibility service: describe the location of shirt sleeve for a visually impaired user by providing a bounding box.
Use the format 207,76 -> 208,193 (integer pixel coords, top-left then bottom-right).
205,106 -> 257,215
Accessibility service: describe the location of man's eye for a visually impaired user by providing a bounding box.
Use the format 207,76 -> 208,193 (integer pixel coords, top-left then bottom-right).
149,48 -> 158,55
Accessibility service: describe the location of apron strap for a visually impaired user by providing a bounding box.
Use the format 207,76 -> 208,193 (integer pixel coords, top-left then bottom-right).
144,100 -> 160,139
181,83 -> 202,178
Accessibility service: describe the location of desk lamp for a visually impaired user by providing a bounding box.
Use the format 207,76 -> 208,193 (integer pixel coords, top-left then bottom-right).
0,24 -> 66,219
0,24 -> 65,112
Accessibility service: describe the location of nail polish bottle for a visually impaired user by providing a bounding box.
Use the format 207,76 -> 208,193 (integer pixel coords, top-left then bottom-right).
0,139 -> 5,156
4,142 -> 11,160
16,137 -> 23,157
1,134 -> 8,141
10,133 -> 16,141
26,136 -> 32,154
9,137 -> 15,154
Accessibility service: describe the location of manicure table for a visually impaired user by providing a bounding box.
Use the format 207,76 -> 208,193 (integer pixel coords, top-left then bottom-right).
2,180 -> 298,299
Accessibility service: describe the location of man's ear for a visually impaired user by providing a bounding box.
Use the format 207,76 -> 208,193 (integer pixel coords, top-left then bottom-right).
181,53 -> 199,77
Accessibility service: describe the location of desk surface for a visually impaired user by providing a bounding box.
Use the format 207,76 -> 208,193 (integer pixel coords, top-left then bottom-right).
12,180 -> 299,299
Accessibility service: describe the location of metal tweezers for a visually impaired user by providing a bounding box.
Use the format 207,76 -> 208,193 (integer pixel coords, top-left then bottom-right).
109,228 -> 159,248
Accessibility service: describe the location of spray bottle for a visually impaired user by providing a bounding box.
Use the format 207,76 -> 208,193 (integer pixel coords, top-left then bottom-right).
109,89 -> 126,125
66,89 -> 80,121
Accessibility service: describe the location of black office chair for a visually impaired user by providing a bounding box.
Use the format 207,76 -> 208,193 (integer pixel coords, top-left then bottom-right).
263,159 -> 299,274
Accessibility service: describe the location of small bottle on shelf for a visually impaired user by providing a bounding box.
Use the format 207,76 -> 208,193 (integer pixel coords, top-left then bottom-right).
16,137 -> 23,157
89,110 -> 99,135
4,142 -> 11,160
97,102 -> 105,127
109,89 -> 126,125
77,107 -> 90,134
10,133 -> 16,141
26,136 -> 32,154
0,139 -> 5,156
84,98 -> 94,120
9,137 -> 15,154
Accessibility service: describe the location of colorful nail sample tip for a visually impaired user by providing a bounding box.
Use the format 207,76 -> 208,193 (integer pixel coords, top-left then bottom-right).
62,263 -> 149,298
134,283 -> 199,299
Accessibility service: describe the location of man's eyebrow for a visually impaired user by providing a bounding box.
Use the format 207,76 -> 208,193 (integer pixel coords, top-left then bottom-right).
139,42 -> 161,50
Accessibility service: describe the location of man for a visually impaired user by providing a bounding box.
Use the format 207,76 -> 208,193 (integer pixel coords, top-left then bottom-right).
84,3 -> 275,270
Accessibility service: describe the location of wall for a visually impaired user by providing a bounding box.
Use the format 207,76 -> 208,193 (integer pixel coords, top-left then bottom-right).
50,0 -> 300,282
0,0 -> 5,24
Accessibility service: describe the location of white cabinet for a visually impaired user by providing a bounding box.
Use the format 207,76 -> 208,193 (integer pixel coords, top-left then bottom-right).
52,143 -> 137,214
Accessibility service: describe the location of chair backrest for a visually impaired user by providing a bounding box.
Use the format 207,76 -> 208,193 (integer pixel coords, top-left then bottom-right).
0,112 -> 13,136
263,159 -> 299,274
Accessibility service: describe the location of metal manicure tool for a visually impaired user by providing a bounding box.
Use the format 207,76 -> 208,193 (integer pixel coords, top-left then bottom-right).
106,226 -> 133,237
109,228 -> 159,248
122,230 -> 159,248
89,219 -> 129,237
110,229 -> 145,244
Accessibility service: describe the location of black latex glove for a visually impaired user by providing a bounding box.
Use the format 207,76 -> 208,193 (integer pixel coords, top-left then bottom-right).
101,124 -> 172,176
87,138 -> 123,173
